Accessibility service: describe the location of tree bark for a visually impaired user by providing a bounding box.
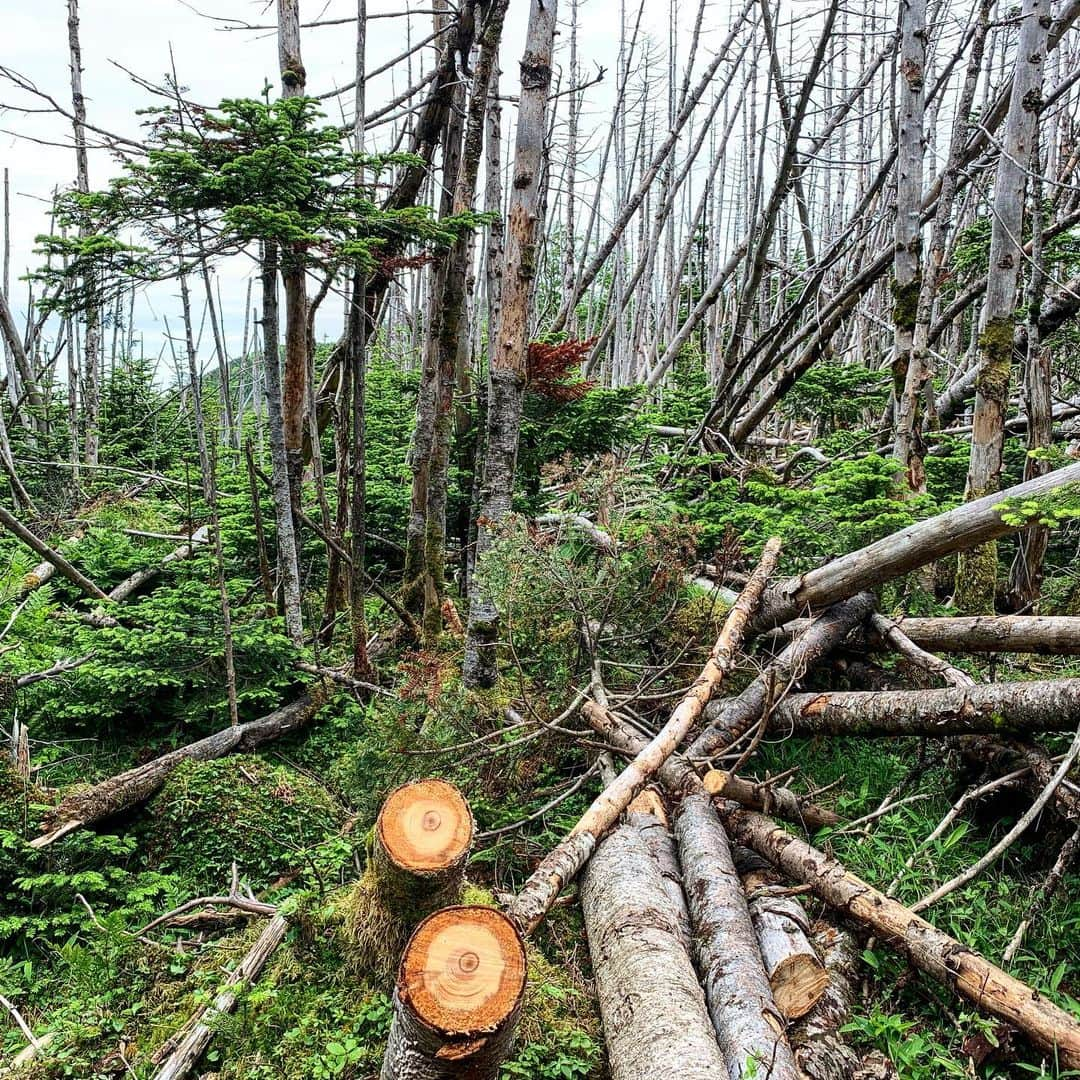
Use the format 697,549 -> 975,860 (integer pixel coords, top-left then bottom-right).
505,537 -> 781,935
777,614 -> 1080,655
580,823 -> 728,1080
692,592 -> 876,762
703,769 -> 841,830
716,802 -> 1080,1069
891,0 -> 927,486
956,0 -> 1052,613
31,689 -> 330,848
753,459 -> 1080,629
791,921 -> 898,1080
0,505 -> 107,601
380,907 -> 527,1080
733,845 -> 828,1020
674,793 -> 799,1078
371,779 -> 474,920
463,0 -> 559,687
260,240 -> 304,643
627,800 -> 693,951
767,678 -> 1080,738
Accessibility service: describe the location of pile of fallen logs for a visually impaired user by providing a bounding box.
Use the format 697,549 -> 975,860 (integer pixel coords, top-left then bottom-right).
10,459 -> 1080,1078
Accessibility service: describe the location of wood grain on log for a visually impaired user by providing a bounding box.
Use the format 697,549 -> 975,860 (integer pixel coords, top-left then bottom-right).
381,906 -> 527,1080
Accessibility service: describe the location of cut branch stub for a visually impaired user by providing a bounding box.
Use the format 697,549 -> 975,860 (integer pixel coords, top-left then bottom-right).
373,779 -> 474,917
381,906 -> 527,1080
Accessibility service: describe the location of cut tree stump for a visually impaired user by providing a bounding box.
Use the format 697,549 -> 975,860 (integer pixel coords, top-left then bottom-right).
767,679 -> 1080,737
31,688 -> 331,848
674,792 -> 799,1079
716,802 -> 1080,1068
580,822 -> 727,1079
733,845 -> 827,1020
373,778 -> 474,918
380,906 -> 527,1080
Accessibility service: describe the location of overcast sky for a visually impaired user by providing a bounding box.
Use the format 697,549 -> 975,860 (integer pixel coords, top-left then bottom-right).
1,0 -> 716,377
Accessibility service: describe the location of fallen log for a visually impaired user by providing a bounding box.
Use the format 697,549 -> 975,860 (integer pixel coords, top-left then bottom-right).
107,526 -> 210,602
380,906 -> 527,1080
153,912 -> 288,1080
767,679 -> 1080,738
674,792 -> 799,1078
504,537 -> 782,935
0,504 -> 108,602
580,822 -> 727,1079
626,791 -> 693,951
715,802 -> 1080,1068
584,701 -> 839,829
775,615 -> 1080,656
703,768 -> 840,830
692,592 -> 876,762
733,845 -> 828,1020
791,921 -> 898,1080
754,459 -> 1080,628
31,688 -> 331,848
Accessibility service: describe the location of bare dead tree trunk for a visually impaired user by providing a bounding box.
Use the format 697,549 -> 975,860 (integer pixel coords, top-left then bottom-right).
260,240 -> 304,643
464,0 -> 559,687
67,0 -> 100,466
891,0 -> 927,485
956,0 -> 1051,612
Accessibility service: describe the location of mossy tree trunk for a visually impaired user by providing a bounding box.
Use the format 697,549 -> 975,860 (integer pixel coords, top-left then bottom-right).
956,0 -> 1051,613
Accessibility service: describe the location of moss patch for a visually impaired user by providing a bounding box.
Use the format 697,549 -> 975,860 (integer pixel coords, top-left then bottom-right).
139,756 -> 344,893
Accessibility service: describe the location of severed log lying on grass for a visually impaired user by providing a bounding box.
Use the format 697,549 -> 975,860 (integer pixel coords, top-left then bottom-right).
675,793 -> 799,1077
716,802 -> 1080,1069
107,526 -> 210,602
791,921 -> 898,1080
31,687 -> 331,848
504,537 -> 782,935
776,614 -> 1080,656
733,845 -> 827,1021
381,906 -> 527,1080
767,678 -> 1080,738
580,823 -> 728,1079
153,913 -> 288,1080
753,458 -> 1080,629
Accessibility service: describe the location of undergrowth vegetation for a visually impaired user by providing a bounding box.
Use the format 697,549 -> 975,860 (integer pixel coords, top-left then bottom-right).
2,356 -> 1079,1079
